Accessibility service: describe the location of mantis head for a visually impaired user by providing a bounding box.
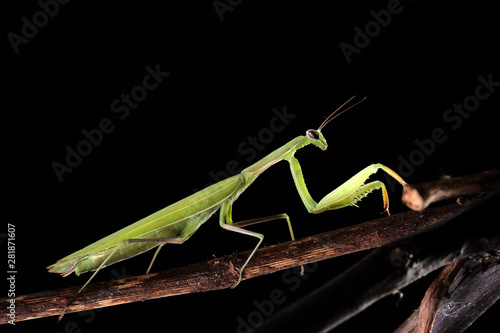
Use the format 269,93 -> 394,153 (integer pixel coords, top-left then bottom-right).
306,95 -> 366,151
306,129 -> 328,151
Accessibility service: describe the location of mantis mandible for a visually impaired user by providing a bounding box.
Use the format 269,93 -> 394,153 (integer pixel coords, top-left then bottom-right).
48,96 -> 407,317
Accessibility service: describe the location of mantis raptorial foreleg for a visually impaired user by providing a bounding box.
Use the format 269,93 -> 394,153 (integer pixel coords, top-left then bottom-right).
288,158 -> 407,215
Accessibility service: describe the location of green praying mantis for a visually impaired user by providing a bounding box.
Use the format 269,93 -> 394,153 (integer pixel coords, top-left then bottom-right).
48,96 -> 407,318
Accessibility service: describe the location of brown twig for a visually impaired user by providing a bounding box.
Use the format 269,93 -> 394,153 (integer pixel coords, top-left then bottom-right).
402,170 -> 500,211
0,205 -> 460,324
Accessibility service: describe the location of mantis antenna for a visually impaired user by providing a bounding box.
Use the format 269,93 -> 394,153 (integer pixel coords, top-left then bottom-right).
318,95 -> 367,131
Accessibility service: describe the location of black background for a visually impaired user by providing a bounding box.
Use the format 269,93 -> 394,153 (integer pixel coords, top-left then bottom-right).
5,1 -> 499,332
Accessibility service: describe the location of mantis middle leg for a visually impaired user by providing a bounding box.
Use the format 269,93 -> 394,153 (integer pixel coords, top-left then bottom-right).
218,202 -> 299,287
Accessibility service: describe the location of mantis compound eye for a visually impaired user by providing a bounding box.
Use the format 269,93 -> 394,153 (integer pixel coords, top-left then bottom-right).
307,130 -> 319,139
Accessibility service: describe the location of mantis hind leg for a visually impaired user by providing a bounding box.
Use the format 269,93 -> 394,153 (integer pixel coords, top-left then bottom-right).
132,216 -> 209,274
124,237 -> 186,274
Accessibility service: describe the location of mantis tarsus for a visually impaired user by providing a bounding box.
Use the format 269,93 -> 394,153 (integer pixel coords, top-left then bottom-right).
48,96 -> 407,318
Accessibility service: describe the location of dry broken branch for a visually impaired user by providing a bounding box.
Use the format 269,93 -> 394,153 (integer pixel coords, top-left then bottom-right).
402,170 -> 500,211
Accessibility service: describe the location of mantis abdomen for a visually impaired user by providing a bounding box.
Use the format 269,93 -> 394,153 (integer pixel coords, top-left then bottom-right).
48,175 -> 244,276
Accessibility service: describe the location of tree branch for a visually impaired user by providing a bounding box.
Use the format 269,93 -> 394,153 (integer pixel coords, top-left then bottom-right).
1,204 -> 460,324
402,170 -> 500,211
